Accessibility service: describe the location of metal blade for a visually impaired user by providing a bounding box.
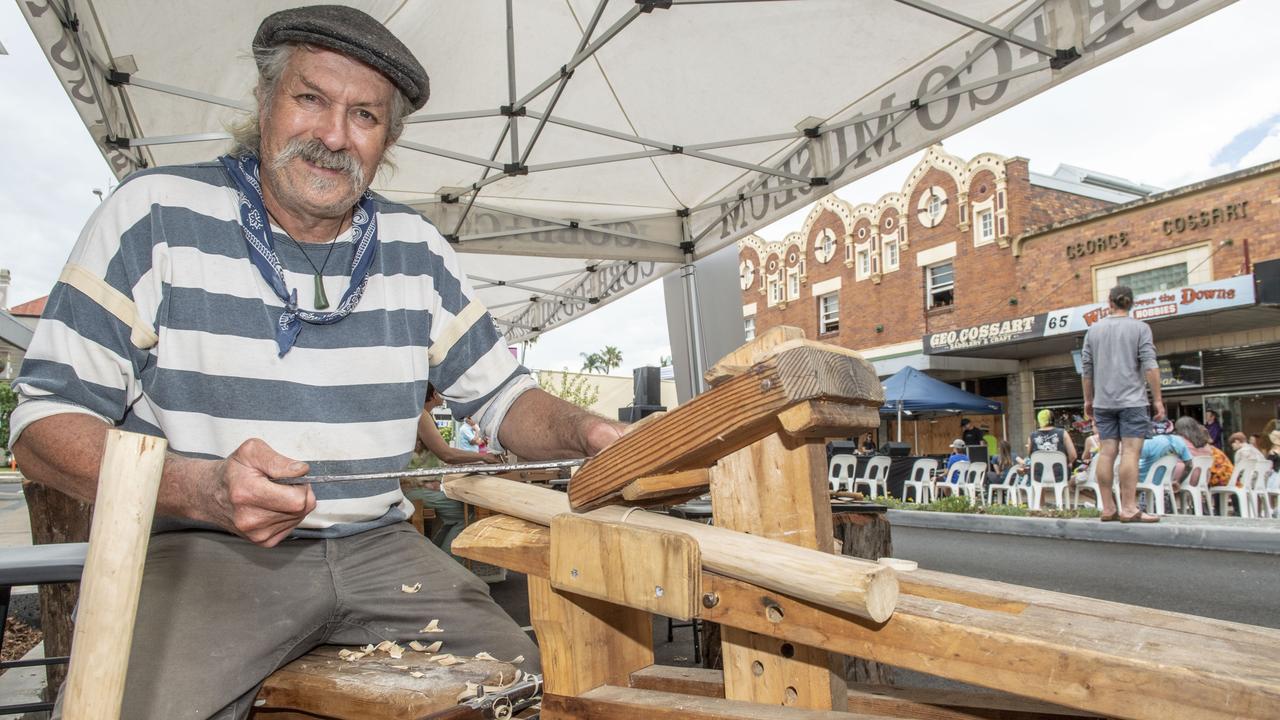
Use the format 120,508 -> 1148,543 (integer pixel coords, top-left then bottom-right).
276,458 -> 585,485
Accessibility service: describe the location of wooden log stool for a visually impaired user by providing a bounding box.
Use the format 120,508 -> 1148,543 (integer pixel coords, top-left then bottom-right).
251,647 -> 520,719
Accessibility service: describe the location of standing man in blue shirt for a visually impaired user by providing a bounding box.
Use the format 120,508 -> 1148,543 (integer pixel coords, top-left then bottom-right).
1081,285 -> 1165,523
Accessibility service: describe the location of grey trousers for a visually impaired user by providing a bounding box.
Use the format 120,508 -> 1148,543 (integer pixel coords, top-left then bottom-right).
53,522 -> 539,720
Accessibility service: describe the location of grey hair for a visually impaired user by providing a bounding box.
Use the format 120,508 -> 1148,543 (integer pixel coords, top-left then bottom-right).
1174,416 -> 1211,449
227,43 -> 410,161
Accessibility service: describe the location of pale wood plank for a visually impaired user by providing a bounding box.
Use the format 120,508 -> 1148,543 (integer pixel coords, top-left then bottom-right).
543,686 -> 888,720
551,514 -> 701,620
451,514 -> 549,578
621,469 -> 712,502
63,430 -> 167,720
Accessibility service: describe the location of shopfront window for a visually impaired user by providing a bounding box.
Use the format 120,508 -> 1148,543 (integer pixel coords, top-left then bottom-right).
1117,263 -> 1189,296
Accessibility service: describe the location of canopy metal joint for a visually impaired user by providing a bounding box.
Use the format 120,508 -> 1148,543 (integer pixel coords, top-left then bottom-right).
1051,47 -> 1081,70
106,70 -> 130,86
637,0 -> 673,12
500,104 -> 527,117
503,163 -> 529,175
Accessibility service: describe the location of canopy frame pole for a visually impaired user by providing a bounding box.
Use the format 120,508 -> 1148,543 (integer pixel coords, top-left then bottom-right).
512,4 -> 646,112
505,0 -> 520,165
457,225 -> 566,243
114,76 -> 251,111
679,222 -> 708,396
446,123 -> 512,239
404,108 -> 506,124
519,0 -> 608,166
468,275 -> 583,301
897,406 -> 903,443
687,180 -> 811,215
106,132 -> 231,148
472,266 -> 610,289
397,140 -> 508,171
466,202 -> 677,246
890,0 -> 1059,58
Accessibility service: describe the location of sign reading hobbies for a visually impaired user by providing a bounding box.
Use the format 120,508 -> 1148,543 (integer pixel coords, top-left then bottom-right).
1042,275 -> 1256,337
924,275 -> 1255,354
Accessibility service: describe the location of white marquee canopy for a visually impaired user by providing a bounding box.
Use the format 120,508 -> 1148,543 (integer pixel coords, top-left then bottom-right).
18,0 -> 1233,345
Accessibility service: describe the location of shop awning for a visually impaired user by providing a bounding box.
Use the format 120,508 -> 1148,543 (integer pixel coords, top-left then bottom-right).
15,0 -> 1235,342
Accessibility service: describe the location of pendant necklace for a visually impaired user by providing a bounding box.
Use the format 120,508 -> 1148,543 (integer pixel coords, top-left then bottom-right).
283,221 -> 345,310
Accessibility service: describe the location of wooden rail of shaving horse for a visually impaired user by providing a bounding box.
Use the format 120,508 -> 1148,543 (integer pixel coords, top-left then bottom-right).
446,327 -> 1280,720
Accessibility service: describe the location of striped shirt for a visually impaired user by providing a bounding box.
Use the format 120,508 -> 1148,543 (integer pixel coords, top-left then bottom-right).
11,162 -> 535,537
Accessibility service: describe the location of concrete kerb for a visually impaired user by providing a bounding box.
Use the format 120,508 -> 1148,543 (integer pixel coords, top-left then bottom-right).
886,509 -> 1280,555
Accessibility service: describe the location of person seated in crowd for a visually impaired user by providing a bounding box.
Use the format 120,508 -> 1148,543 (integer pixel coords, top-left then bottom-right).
1230,431 -> 1268,467
945,439 -> 968,469
407,385 -> 502,559
1026,409 -> 1077,482
1138,420 -> 1193,495
1268,430 -> 1280,473
1172,416 -> 1233,494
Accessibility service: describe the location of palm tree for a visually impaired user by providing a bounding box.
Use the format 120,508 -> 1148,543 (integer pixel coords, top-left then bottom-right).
580,352 -> 605,373
600,346 -> 623,373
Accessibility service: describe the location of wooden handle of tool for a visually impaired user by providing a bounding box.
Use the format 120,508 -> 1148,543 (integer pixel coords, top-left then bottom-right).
63,430 -> 167,720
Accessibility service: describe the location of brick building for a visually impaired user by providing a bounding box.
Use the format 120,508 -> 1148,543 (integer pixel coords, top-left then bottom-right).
738,145 -> 1280,454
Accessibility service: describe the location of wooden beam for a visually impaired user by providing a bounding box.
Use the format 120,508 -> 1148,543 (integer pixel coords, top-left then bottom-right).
451,514 -> 549,578
551,514 -> 700,620
704,325 -> 806,387
627,666 -> 1101,719
710,434 -> 844,710
528,576 -> 653,699
778,400 -> 882,438
621,469 -> 711,503
63,430 -> 167,720
569,342 -> 882,510
701,572 -> 1280,720
445,476 -> 898,622
542,686 -> 878,720
454,515 -> 1280,720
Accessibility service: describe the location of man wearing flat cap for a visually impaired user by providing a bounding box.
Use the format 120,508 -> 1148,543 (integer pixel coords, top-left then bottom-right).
11,6 -> 623,718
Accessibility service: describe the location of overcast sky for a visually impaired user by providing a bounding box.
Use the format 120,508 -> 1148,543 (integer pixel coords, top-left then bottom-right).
3,1 -> 1278,376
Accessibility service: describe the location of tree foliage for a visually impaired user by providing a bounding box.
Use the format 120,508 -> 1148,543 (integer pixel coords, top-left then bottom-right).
541,369 -> 599,409
579,345 -> 623,374
0,382 -> 16,452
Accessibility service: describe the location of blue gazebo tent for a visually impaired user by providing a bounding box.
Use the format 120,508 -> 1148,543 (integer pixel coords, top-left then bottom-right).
880,367 -> 1004,442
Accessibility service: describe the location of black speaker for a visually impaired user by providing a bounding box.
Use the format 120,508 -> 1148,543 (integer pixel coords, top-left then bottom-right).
880,442 -> 911,457
633,366 -> 661,407
1254,258 -> 1280,305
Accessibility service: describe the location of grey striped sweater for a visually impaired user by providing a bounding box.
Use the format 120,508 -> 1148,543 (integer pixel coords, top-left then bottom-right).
11,161 -> 535,537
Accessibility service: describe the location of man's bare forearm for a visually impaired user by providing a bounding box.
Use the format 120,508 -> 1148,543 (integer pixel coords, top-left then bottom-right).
497,389 -> 623,459
1081,377 -> 1094,405
15,413 -> 221,523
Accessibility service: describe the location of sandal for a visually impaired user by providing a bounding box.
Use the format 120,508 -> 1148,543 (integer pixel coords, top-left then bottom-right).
1100,511 -> 1120,522
1119,511 -> 1160,524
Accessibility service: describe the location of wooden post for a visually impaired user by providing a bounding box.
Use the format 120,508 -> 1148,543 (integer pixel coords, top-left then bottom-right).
62,430 -> 167,720
22,481 -> 93,701
529,576 -> 654,717
709,432 -> 846,711
831,508 -> 894,685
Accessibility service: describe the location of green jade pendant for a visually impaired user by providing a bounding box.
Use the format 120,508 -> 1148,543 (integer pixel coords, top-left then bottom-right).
312,274 -> 330,310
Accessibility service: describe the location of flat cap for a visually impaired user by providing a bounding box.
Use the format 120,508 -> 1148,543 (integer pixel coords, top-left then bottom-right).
254,5 -> 429,111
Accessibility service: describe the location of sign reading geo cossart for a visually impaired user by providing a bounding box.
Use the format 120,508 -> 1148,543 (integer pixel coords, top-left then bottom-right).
924,315 -> 1045,354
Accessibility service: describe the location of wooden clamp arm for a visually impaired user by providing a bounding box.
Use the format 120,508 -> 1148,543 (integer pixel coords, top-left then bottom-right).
570,339 -> 883,510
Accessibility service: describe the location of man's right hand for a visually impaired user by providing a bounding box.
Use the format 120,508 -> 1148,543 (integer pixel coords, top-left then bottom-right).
1083,400 -> 1093,421
1152,400 -> 1167,422
203,438 -> 316,547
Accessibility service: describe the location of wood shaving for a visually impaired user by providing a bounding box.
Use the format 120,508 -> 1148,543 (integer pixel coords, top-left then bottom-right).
337,648 -> 369,662
410,671 -> 424,678
362,644 -> 376,653
408,640 -> 435,652
390,664 -> 409,670
423,640 -> 443,653
475,651 -> 497,661
434,654 -> 464,666
419,619 -> 444,633
387,644 -> 405,659
401,582 -> 422,593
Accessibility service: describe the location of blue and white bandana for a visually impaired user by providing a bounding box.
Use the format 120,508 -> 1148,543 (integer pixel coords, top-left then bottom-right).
219,154 -> 379,356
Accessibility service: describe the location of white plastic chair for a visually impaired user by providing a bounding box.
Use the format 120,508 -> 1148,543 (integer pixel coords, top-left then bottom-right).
902,458 -> 938,503
827,454 -> 858,493
1264,468 -> 1280,519
934,461 -> 968,499
1135,454 -> 1178,515
1174,455 -> 1214,516
852,456 -> 892,498
987,467 -> 1020,505
1209,461 -> 1253,518
1245,461 -> 1274,519
1027,451 -> 1068,510
960,462 -> 987,504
